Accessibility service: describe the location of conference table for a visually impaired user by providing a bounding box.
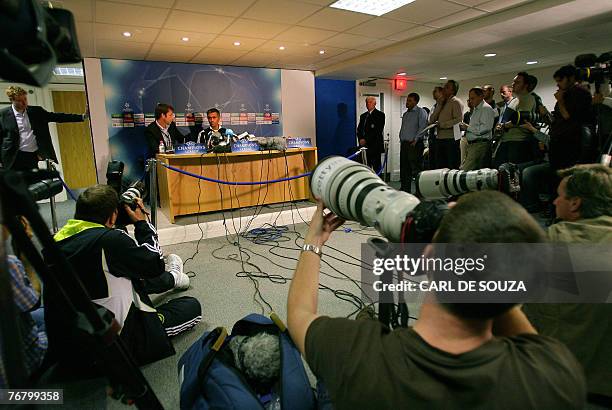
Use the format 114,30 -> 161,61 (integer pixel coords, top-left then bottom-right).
156,148 -> 317,222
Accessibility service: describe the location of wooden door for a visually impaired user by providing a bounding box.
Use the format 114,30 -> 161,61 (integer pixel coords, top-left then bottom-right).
51,91 -> 97,188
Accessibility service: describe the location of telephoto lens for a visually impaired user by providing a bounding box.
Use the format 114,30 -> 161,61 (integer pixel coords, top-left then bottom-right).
310,156 -> 420,242
415,168 -> 499,200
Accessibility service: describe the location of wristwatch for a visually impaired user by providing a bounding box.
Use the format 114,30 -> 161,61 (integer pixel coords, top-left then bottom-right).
302,243 -> 322,257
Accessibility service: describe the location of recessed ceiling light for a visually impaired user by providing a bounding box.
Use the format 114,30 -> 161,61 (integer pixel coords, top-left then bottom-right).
330,0 -> 416,16
440,77 -> 447,80
122,31 -> 132,37
397,72 -> 407,76
279,46 -> 286,50
233,41 -> 241,46
319,50 -> 325,55
526,61 -> 538,65
181,37 -> 189,42
484,53 -> 497,57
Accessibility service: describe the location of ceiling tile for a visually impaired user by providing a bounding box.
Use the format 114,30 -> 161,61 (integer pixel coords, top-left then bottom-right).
95,1 -> 169,27
347,18 -> 416,38
191,48 -> 250,65
274,26 -> 338,44
476,0 -> 530,12
156,30 -> 216,47
174,0 -> 256,16
96,39 -> 150,60
232,51 -> 279,67
55,0 -> 94,22
315,46 -> 350,58
241,0 -> 322,24
427,8 -> 486,28
449,0 -> 490,6
385,0 -> 466,24
207,35 -> 267,51
75,22 -> 95,56
100,0 -> 172,8
298,0 -> 335,5
147,44 -> 202,62
256,41 -> 319,56
223,19 -> 290,39
319,33 -> 379,48
94,23 -> 160,42
354,38 -> 395,52
386,25 -> 436,41
299,8 -> 373,31
164,10 -> 235,33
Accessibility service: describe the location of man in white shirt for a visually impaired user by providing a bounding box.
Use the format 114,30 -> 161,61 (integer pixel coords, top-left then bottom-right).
0,86 -> 87,170
460,87 -> 496,170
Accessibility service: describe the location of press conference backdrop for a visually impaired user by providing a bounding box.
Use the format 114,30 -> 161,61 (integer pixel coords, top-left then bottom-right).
100,59 -> 283,180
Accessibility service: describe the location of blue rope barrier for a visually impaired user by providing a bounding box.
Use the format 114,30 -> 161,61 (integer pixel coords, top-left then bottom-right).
58,175 -> 77,201
159,149 -> 386,186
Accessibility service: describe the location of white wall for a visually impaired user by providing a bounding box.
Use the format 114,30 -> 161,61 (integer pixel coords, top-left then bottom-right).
281,70 -> 316,140
84,58 -> 317,182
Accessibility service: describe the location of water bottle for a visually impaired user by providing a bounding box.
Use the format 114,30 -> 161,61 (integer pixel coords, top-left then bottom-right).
159,141 -> 165,154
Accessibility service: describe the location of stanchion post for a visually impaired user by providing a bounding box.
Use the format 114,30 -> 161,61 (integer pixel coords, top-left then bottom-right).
146,158 -> 157,229
383,139 -> 389,182
46,160 -> 59,233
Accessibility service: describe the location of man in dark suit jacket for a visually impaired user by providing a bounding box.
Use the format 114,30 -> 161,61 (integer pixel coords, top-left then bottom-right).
0,86 -> 87,170
144,103 -> 187,158
357,96 -> 385,172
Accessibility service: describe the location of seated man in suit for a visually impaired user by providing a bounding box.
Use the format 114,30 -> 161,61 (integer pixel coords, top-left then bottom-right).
0,86 -> 87,170
194,108 -> 235,151
144,103 -> 187,157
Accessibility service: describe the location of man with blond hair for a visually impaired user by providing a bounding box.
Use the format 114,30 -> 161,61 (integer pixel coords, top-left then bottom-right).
0,85 -> 87,170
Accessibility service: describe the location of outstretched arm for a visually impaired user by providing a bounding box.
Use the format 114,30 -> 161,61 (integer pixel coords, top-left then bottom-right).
287,200 -> 344,354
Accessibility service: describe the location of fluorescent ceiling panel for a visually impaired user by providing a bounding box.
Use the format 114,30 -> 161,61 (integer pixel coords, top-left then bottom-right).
329,0 -> 416,16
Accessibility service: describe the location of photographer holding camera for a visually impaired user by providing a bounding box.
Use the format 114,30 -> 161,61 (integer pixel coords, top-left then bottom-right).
287,192 -> 585,409
44,185 -> 201,373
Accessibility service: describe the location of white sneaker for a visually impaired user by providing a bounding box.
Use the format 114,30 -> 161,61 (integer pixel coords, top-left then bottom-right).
167,254 -> 189,290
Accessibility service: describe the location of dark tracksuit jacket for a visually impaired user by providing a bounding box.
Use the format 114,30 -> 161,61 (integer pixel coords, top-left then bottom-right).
44,219 -> 175,371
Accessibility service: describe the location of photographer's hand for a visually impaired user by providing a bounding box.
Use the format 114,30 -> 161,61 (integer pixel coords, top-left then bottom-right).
124,198 -> 147,223
304,199 -> 345,248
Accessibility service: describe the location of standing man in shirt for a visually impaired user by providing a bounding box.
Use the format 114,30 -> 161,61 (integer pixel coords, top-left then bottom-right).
399,93 -> 428,193
0,86 -> 87,170
460,87 -> 496,170
429,80 -> 465,169
144,103 -> 186,158
356,97 -> 385,172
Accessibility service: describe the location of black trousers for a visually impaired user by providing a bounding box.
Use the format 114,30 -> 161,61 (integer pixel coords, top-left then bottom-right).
12,150 -> 39,171
400,141 -> 423,192
140,272 -> 202,337
366,149 -> 382,174
434,139 -> 460,169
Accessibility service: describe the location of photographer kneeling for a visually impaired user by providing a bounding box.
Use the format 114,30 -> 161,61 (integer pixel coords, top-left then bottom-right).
287,191 -> 585,409
45,185 -> 201,373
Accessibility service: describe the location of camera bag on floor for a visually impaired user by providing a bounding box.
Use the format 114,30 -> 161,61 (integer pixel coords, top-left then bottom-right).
178,313 -> 316,410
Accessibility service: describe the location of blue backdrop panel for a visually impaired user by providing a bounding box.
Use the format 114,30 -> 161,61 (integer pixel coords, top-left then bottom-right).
100,59 -> 283,180
314,78 -> 356,160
